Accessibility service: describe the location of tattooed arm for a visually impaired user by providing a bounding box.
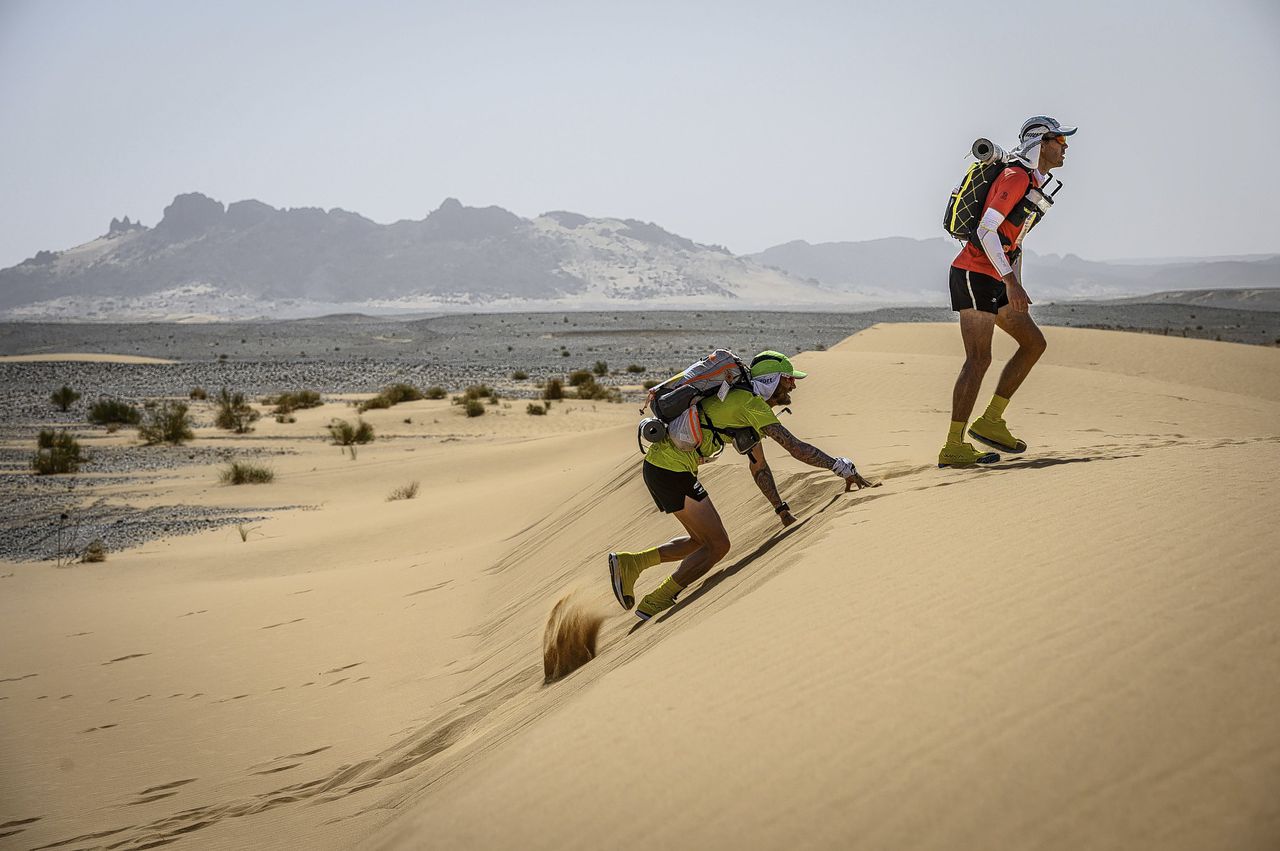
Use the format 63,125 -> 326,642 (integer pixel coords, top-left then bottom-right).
762,423 -> 881,491
748,442 -> 795,525
761,423 -> 836,469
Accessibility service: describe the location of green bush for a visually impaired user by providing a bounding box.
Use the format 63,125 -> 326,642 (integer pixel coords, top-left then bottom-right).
138,402 -> 194,445
543,378 -> 564,401
328,418 -> 374,445
464,399 -> 486,417
425,386 -> 448,400
51,385 -> 81,411
88,398 -> 141,426
592,361 -> 608,376
526,403 -> 546,415
264,390 -> 321,415
220,462 -> 275,485
214,388 -> 260,433
359,382 -> 426,412
626,364 -> 646,373
32,430 -> 83,474
642,379 -> 660,390
568,370 -> 593,387
358,394 -> 392,412
511,370 -> 529,380
574,377 -> 623,402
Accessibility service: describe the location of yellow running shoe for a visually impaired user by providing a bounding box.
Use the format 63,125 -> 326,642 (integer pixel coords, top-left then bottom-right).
968,415 -> 1028,453
608,552 -> 643,610
938,441 -> 1000,468
635,578 -> 682,621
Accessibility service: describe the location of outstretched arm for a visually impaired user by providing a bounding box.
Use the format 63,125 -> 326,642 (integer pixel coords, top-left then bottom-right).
761,423 -> 836,469
747,443 -> 794,526
762,423 -> 880,491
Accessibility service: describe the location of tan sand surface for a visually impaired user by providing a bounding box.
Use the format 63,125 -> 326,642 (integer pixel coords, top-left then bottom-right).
0,352 -> 178,363
2,324 -> 1278,851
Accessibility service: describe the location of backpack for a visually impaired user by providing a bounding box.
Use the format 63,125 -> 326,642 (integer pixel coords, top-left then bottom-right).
638,348 -> 757,457
944,158 -> 1062,245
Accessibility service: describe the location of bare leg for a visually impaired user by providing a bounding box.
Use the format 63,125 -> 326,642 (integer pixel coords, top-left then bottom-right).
669,495 -> 731,588
657,536 -> 699,562
993,308 -> 1048,399
950,309 -> 997,423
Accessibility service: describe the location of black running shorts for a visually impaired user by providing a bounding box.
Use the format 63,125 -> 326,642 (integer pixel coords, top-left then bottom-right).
642,461 -> 708,514
949,266 -> 1008,314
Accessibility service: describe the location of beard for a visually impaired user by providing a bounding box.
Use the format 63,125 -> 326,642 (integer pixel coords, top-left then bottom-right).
770,390 -> 792,406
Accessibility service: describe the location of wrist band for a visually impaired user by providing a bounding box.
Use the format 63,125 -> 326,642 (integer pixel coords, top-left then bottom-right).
775,501 -> 790,515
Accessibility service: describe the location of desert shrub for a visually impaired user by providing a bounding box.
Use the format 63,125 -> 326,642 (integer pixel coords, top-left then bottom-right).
220,461 -> 275,485
543,378 -> 564,401
328,418 -> 374,445
511,370 -> 528,380
359,383 -> 425,412
189,386 -> 208,400
138,402 -> 194,445
214,388 -> 260,433
526,403 -> 546,415
464,399 -> 486,417
265,390 -> 321,414
568,369 -> 593,387
387,481 -> 420,501
32,430 -> 83,474
81,539 -> 107,563
561,350 -> 571,357
357,394 -> 391,412
425,386 -> 447,400
575,377 -> 622,402
592,360 -> 608,376
626,364 -> 646,373
642,379 -> 659,390
51,385 -> 80,411
88,398 -> 141,426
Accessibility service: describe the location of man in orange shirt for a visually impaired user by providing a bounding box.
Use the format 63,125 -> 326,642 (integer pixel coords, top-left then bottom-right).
940,115 -> 1076,467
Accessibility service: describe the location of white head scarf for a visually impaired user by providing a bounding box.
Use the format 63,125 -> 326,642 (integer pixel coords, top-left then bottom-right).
751,372 -> 782,400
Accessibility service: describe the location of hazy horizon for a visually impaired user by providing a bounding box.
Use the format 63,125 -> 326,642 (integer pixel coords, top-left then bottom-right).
2,0 -> 1278,270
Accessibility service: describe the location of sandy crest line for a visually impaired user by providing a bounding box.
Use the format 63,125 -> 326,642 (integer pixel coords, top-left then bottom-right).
0,352 -> 178,364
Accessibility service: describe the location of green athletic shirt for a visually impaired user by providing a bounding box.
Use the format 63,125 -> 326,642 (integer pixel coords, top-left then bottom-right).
645,388 -> 780,475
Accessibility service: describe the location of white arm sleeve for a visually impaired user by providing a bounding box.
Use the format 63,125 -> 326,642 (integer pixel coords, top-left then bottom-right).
976,207 -> 1014,279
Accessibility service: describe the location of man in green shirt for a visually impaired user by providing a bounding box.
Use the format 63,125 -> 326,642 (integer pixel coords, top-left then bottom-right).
609,350 -> 878,621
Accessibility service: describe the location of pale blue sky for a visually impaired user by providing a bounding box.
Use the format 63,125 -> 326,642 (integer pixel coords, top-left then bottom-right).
2,0 -> 1277,269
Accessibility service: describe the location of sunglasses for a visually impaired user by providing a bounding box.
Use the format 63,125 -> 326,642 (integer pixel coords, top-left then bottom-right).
1042,134 -> 1068,146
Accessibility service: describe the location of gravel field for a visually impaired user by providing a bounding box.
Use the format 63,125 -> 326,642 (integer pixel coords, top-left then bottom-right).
2,307 -> 1276,563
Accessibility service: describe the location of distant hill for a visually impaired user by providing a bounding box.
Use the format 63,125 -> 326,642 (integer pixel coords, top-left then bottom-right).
0,194 -> 855,320
751,239 -> 1280,303
4,192 -> 1277,320
1091,288 -> 1280,312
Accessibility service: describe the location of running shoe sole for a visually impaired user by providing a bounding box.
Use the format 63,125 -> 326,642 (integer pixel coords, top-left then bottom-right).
937,451 -> 1000,468
608,553 -> 633,610
967,428 -> 1027,454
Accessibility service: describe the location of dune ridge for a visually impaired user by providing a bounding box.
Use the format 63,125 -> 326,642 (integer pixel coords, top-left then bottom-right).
1,323 -> 1277,851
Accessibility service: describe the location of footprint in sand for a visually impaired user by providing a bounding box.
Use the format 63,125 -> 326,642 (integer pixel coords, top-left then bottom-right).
261,618 -> 305,630
179,610 -> 208,618
0,816 -> 42,840
101,653 -> 150,666
0,673 -> 37,683
321,662 -> 363,675
80,723 -> 118,733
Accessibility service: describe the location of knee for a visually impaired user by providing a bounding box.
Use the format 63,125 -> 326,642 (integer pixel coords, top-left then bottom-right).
1025,332 -> 1047,359
965,352 -> 993,373
706,534 -> 731,562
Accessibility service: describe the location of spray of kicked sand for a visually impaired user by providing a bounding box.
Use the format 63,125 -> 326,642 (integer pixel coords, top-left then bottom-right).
543,593 -> 606,683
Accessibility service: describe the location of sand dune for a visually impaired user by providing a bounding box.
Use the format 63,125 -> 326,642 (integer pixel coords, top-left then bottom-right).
2,324 -> 1277,851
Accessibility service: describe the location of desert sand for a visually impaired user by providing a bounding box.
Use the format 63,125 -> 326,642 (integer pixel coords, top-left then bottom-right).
2,323 -> 1278,851
0,353 -> 176,364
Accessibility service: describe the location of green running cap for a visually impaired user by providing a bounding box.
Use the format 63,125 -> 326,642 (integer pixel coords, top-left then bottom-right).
750,351 -> 807,379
